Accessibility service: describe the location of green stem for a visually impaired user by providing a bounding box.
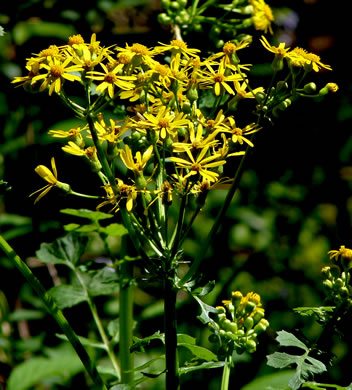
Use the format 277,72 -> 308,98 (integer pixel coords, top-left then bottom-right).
119,259 -> 135,387
0,235 -> 107,390
220,354 -> 233,390
179,144 -> 251,286
74,269 -> 121,379
164,273 -> 180,390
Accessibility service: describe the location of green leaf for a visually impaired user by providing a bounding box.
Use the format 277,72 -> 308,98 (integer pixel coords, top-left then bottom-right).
267,331 -> 327,390
99,223 -> 128,237
85,268 -> 119,296
36,232 -> 88,266
178,343 -> 217,362
293,307 -> 335,322
193,296 -> 221,333
177,333 -> 196,345
240,370 -> 295,390
61,208 -> 114,222
275,330 -> 308,351
7,344 -> 84,390
130,331 -> 165,353
64,223 -> 98,233
179,361 -> 224,375
48,285 -> 87,309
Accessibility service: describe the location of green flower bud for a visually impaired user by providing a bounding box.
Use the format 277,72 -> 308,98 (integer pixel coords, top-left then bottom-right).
169,1 -> 180,10
208,333 -> 218,343
253,318 -> 269,334
161,0 -> 170,9
255,91 -> 266,104
276,80 -> 288,92
244,316 -> 254,330
157,13 -> 172,25
231,291 -> 243,308
178,0 -> 187,8
182,100 -> 192,114
187,86 -> 199,102
339,286 -> 349,297
237,329 -> 245,337
334,278 -> 344,289
321,266 -> 332,280
319,83 -> 339,96
303,82 -> 317,94
216,40 -> 225,49
323,279 -> 333,289
245,339 -> 257,353
252,308 -> 265,324
243,301 -> 256,315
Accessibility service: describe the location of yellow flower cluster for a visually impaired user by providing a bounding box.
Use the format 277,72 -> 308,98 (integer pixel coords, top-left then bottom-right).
15,34 -> 265,211
14,33 -> 335,214
209,290 -> 269,354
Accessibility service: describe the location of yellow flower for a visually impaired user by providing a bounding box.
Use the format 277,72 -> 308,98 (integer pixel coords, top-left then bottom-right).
233,80 -> 264,99
86,63 -> 136,99
172,122 -> 218,153
170,145 -> 226,183
93,115 -> 129,144
31,57 -> 84,96
30,157 -> 70,204
119,144 -> 154,174
115,43 -> 158,66
138,106 -> 190,140
62,142 -> 102,171
48,126 -> 87,147
260,35 -> 290,58
155,40 -> 200,58
222,117 -> 261,147
328,246 -> 352,261
11,62 -> 41,89
249,0 -> 274,34
202,61 -> 242,96
288,47 -> 332,72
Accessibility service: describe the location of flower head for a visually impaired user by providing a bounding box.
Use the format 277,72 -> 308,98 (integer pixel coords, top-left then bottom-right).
30,157 -> 70,203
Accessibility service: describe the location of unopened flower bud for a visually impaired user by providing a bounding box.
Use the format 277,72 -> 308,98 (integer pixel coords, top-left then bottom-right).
323,279 -> 333,289
334,278 -> 344,289
244,301 -> 256,315
253,318 -> 269,334
303,82 -> 317,94
245,339 -> 257,353
319,83 -> 339,96
339,286 -> 349,297
231,291 -> 243,308
244,316 -> 254,330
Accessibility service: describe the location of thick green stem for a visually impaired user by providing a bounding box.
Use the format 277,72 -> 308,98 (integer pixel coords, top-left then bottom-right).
119,260 -> 135,387
164,274 -> 180,390
220,354 -> 233,390
0,235 -> 107,390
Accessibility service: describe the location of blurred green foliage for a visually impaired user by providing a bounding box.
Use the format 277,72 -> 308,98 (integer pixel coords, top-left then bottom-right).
0,0 -> 351,389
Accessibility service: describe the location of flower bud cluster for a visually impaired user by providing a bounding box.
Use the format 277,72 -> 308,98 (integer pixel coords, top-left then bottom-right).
208,291 -> 269,355
322,246 -> 352,305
